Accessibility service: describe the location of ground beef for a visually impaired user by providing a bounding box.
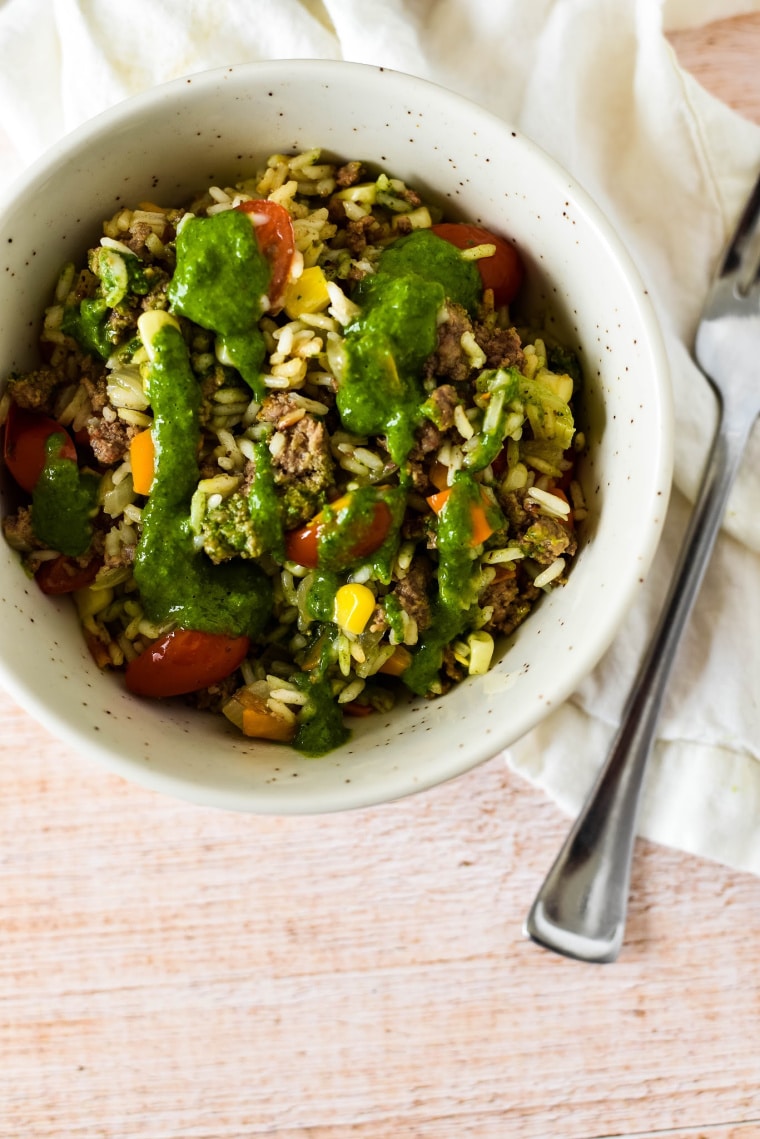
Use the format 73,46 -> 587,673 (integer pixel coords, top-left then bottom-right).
400,508 -> 430,544
327,196 -> 349,227
140,266 -> 171,311
426,384 -> 459,431
397,215 -> 421,236
257,392 -> 299,425
497,487 -> 539,531
258,403 -> 335,527
86,413 -> 138,465
413,418 -> 442,457
442,645 -> 467,685
344,214 -> 385,257
275,414 -> 331,479
473,322 -> 525,371
406,418 -> 443,493
391,557 -> 432,634
520,516 -> 577,564
106,295 -> 141,341
481,569 -> 541,636
1,506 -> 45,552
335,161 -> 364,188
124,221 -> 153,254
79,359 -> 109,413
422,302 -> 474,384
399,186 -> 423,208
480,569 -> 519,625
6,368 -> 67,415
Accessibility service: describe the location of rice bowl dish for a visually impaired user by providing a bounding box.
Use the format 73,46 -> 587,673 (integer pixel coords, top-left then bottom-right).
2,149 -> 586,756
0,61 -> 672,811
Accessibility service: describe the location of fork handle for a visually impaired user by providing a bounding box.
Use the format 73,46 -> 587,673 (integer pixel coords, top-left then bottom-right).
525,402 -> 755,963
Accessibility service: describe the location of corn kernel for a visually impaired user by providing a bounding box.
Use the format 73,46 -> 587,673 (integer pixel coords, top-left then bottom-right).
467,630 -> 495,676
282,266 -> 331,319
333,583 -> 375,636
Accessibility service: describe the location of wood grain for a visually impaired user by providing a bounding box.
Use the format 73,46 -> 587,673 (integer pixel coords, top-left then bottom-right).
3,12 -> 760,1139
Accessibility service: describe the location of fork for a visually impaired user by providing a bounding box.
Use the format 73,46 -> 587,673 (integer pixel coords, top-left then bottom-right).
524,172 -> 760,963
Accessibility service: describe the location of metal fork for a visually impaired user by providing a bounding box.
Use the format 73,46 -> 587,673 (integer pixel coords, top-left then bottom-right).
525,172 -> 760,963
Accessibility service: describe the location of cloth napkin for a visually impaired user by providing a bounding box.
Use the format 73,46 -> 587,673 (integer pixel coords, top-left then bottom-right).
2,0 -> 760,873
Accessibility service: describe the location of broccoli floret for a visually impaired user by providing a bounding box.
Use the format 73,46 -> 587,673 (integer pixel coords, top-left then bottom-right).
279,483 -> 325,530
200,491 -> 265,564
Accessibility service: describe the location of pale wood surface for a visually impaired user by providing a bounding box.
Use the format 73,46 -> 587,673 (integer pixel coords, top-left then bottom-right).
3,14 -> 760,1139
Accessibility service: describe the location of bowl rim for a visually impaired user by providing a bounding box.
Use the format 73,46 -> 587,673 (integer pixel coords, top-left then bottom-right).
0,58 -> 674,813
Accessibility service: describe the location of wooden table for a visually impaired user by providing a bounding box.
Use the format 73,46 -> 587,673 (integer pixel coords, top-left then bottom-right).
3,14 -> 760,1138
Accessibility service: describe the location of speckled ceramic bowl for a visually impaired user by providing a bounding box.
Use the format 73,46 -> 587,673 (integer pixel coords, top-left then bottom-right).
0,60 -> 672,813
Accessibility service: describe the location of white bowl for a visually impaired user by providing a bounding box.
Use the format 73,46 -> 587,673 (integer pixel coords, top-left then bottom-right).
0,60 -> 672,813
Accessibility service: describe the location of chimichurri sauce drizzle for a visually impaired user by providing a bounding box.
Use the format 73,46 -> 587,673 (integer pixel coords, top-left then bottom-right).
248,440 -> 284,561
292,671 -> 350,756
403,472 -> 505,697
133,318 -> 272,638
167,210 -> 270,398
31,434 -> 99,557
333,229 -> 487,694
338,230 -> 482,470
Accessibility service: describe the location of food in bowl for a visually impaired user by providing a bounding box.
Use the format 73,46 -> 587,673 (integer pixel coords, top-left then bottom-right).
1,147 -> 586,755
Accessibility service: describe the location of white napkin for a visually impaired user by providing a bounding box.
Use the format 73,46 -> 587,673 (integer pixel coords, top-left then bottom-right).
2,0 -> 760,872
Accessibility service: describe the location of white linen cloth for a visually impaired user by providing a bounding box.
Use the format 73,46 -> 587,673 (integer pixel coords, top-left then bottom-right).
2,0 -> 760,872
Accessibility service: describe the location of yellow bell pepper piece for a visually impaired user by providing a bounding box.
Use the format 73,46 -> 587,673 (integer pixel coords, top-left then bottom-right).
282,266 -> 331,320
333,583 -> 376,636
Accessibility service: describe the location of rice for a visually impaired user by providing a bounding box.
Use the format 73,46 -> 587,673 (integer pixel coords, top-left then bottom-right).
1,145 -> 586,758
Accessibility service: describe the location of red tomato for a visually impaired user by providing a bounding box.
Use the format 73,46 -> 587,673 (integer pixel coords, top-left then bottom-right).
235,199 -> 295,306
342,701 -> 375,718
36,555 -> 102,595
284,495 -> 393,569
125,629 -> 251,698
431,222 -> 524,307
3,404 -> 77,493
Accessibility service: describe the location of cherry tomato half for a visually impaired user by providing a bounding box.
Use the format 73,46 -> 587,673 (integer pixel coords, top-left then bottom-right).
3,404 -> 77,494
431,222 -> 524,307
284,494 -> 393,570
235,199 -> 295,307
125,629 -> 251,698
36,555 -> 102,595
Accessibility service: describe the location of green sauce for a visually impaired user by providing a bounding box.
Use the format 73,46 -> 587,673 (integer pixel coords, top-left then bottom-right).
61,298 -> 113,361
465,368 -> 520,472
383,593 -> 406,642
338,230 -> 482,469
403,472 -> 504,696
292,672 -> 350,756
368,229 -> 482,316
339,275 -> 441,467
168,210 -> 270,396
248,441 -> 284,560
306,570 -> 339,623
315,486 -> 403,576
402,605 -> 465,697
31,435 -> 99,557
133,323 -> 272,637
